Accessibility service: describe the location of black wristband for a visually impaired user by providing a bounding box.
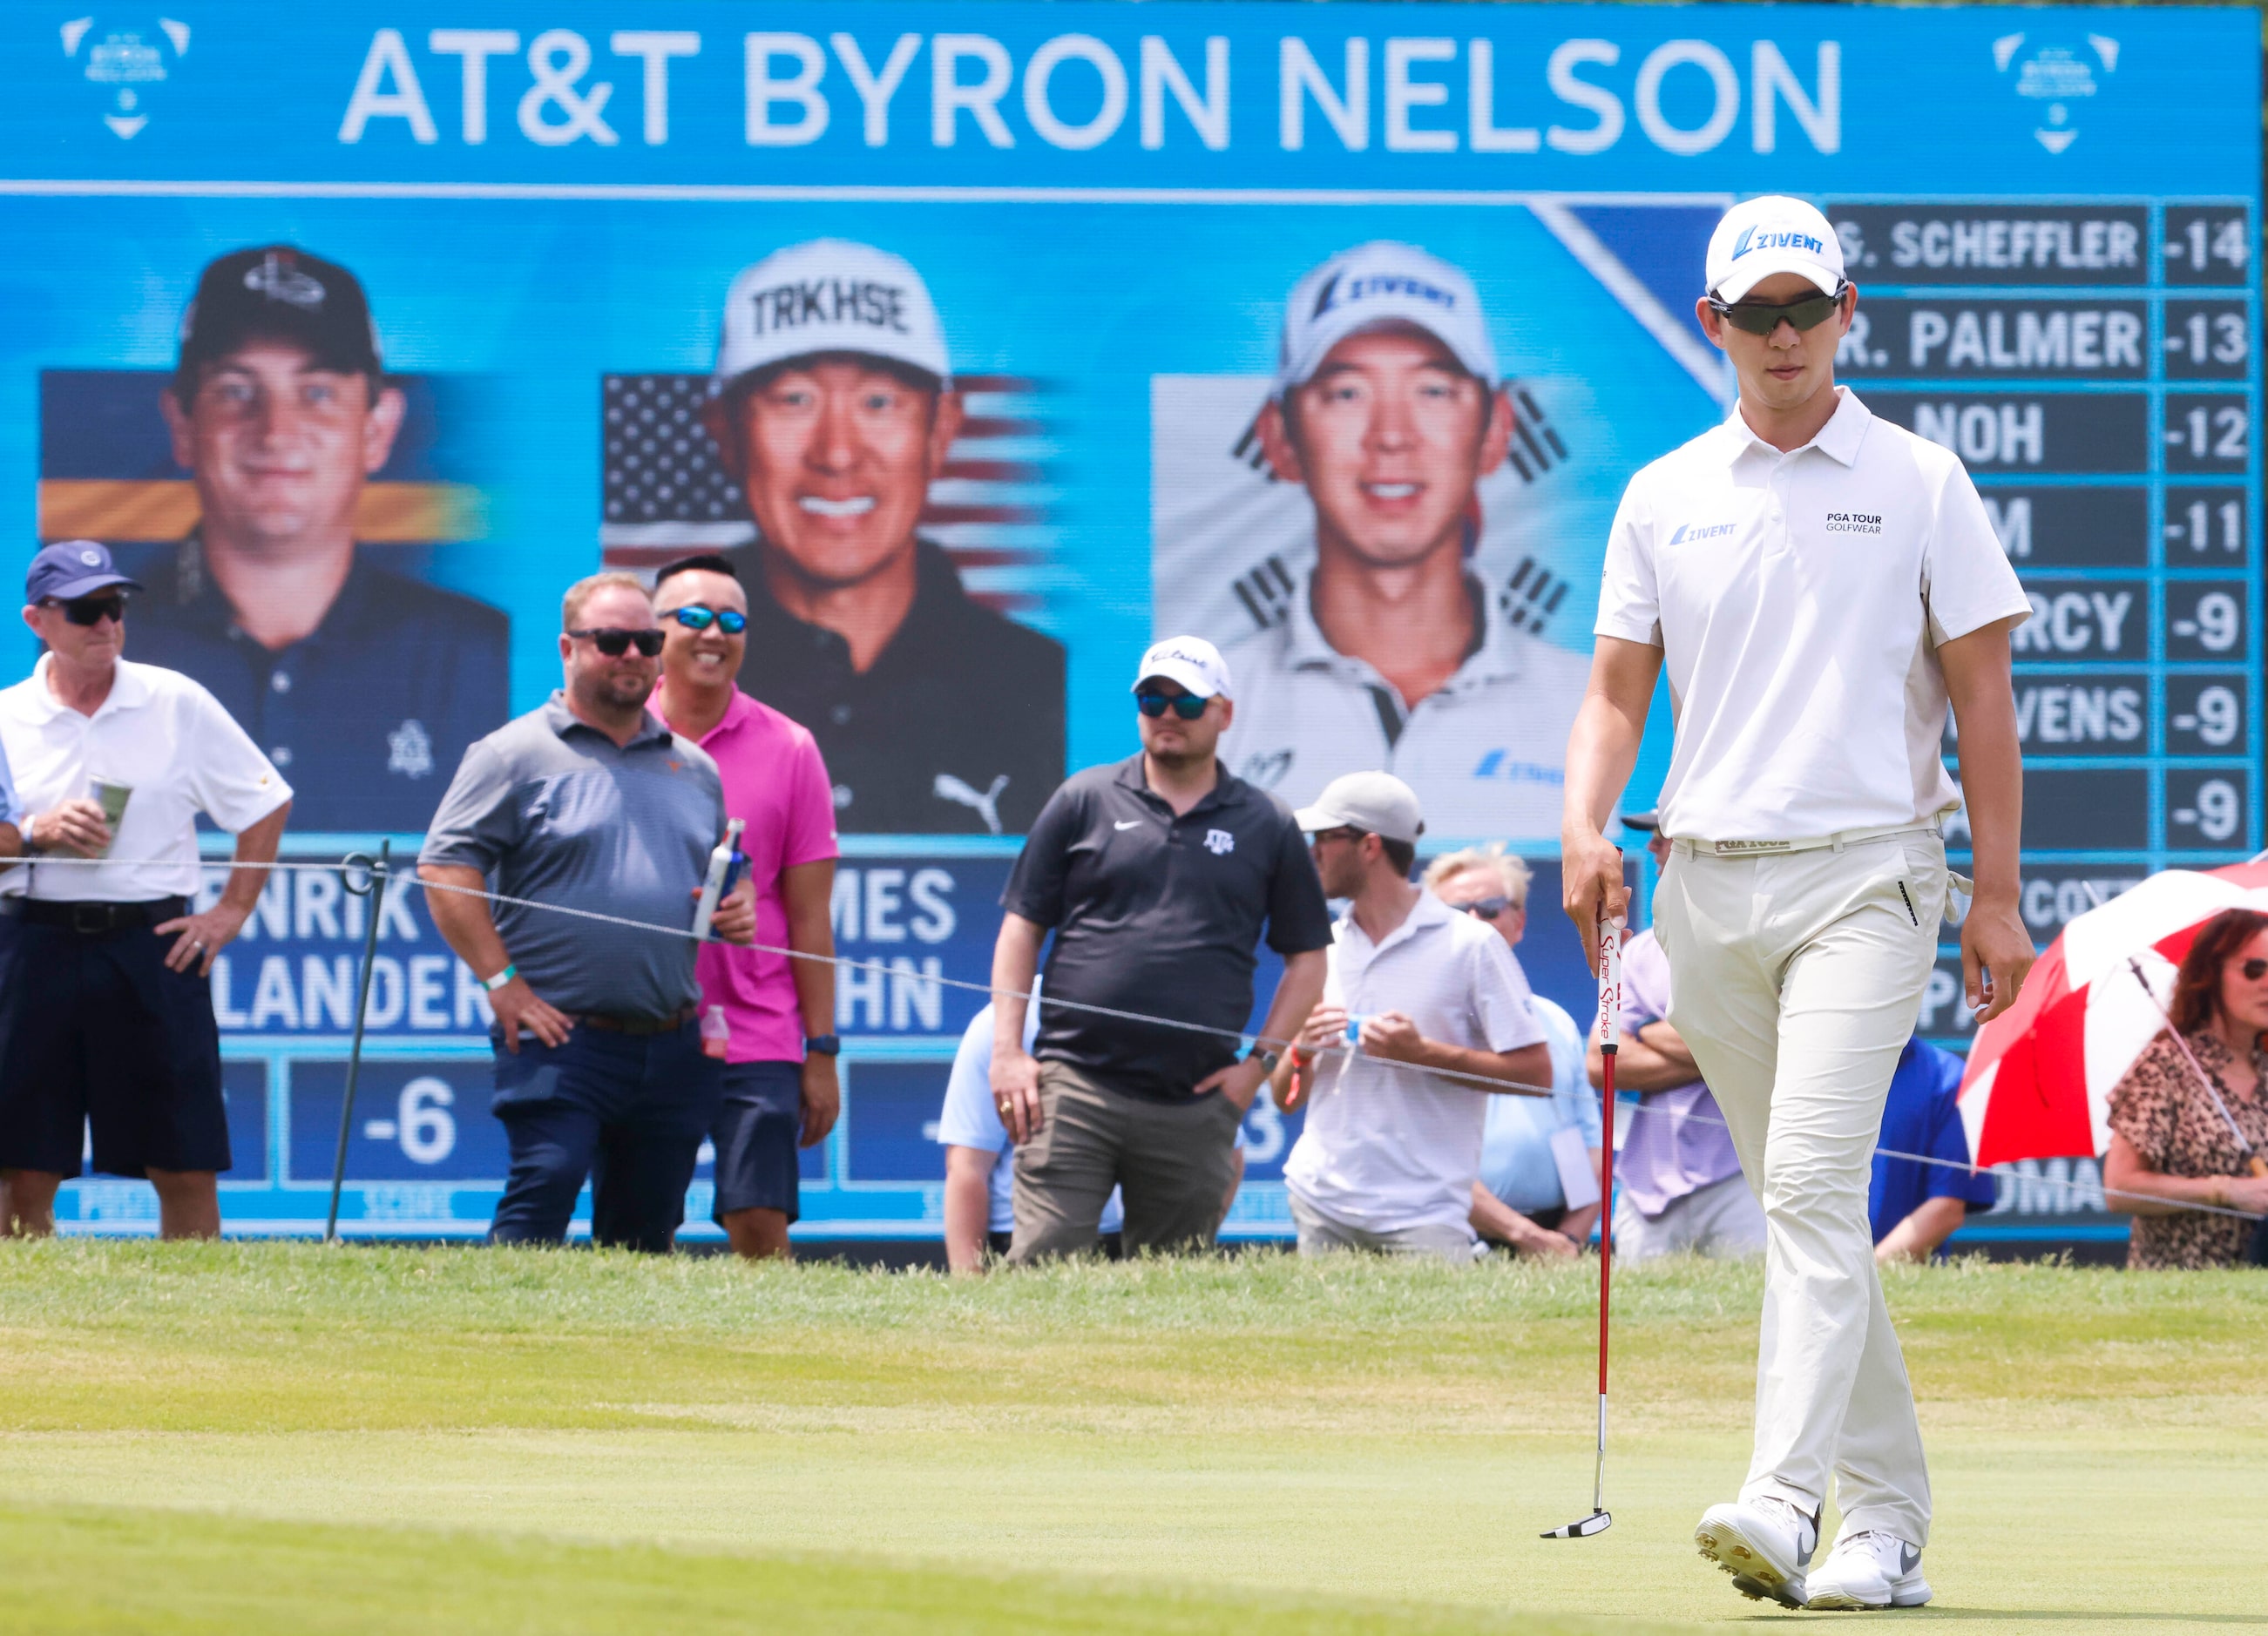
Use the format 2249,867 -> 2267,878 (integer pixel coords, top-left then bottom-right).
804,1034 -> 842,1058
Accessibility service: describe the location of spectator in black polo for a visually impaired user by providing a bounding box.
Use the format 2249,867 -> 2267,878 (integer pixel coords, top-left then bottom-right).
701,239 -> 1065,835
991,636 -> 1330,1260
0,540 -> 291,1238
133,245 -> 510,832
419,572 -> 755,1252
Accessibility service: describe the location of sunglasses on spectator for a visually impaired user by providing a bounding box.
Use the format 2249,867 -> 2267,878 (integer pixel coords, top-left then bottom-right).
1136,690 -> 1208,720
2238,958 -> 2268,982
1707,284 -> 1849,336
668,605 -> 748,634
1455,896 -> 1515,920
50,593 -> 128,626
1307,827 -> 1368,848
568,626 -> 665,658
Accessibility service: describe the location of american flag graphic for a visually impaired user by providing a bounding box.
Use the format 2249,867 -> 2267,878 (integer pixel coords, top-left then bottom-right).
598,373 -> 1056,614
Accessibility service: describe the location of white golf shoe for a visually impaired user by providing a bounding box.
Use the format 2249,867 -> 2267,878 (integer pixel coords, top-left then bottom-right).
1694,1496 -> 1817,1608
1804,1530 -> 1933,1610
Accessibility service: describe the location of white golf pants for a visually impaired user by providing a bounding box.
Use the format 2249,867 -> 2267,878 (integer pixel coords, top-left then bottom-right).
1651,831 -> 1945,1546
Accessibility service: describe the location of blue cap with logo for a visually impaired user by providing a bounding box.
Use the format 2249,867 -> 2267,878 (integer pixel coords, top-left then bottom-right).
26,539 -> 141,605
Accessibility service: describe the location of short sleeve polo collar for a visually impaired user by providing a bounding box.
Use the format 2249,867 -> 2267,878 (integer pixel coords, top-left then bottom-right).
23,655 -> 152,725
539,690 -> 675,751
1720,384 -> 1872,470
1278,568 -> 1532,697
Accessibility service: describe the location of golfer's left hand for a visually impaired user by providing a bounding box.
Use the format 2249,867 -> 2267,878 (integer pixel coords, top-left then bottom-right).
1195,1056 -> 1269,1112
707,879 -> 757,946
154,902 -> 250,977
1960,894 -> 2034,1024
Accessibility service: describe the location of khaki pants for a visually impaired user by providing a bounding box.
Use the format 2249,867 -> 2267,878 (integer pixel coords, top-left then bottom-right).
1008,1060 -> 1242,1262
1288,1191 -> 1478,1263
1652,832 -> 1945,1547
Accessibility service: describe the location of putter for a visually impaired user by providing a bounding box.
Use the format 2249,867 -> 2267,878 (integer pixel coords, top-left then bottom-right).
1545,899 -> 1623,1541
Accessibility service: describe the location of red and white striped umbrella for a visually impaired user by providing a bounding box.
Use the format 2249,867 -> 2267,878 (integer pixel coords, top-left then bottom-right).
1957,857 -> 2268,1166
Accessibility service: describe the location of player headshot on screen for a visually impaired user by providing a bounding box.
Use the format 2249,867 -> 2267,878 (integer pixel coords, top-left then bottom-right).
1220,242 -> 1591,841
701,239 -> 1065,835
131,246 -> 508,834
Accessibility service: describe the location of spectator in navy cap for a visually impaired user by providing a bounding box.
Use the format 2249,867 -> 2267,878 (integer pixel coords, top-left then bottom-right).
0,538 -> 290,1238
127,245 -> 507,833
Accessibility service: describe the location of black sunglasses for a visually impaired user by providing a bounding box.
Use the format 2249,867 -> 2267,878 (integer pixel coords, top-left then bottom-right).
668,605 -> 748,634
2240,957 -> 2268,982
52,593 -> 128,626
1307,826 -> 1368,847
567,626 -> 665,658
1136,690 -> 1208,720
1456,896 -> 1514,920
1708,283 -> 1849,336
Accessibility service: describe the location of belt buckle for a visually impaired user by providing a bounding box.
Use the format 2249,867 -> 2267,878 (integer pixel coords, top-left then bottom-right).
69,903 -> 113,934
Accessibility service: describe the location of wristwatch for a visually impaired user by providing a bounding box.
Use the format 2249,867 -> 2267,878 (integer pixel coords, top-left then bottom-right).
804,1034 -> 842,1057
1247,1045 -> 1282,1073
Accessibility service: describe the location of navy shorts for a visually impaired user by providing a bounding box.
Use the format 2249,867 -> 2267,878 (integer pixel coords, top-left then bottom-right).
0,912 -> 229,1178
711,1060 -> 802,1222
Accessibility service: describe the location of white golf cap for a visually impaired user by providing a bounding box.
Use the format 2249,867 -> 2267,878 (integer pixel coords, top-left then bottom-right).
1294,771 -> 1425,845
714,239 -> 950,390
1134,635 -> 1232,700
1704,196 -> 1845,304
1276,241 -> 1497,395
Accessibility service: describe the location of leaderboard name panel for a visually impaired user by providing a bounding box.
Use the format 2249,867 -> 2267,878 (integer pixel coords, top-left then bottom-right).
1831,198 -> 2261,875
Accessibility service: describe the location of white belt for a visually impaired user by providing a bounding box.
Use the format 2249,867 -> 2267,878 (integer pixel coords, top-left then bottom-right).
1672,821 -> 1943,859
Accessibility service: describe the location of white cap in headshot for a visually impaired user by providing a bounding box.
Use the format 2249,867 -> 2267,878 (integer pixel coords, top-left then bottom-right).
714,239 -> 951,391
1276,241 -> 1497,395
1294,771 -> 1425,845
1703,196 -> 1846,304
1134,635 -> 1233,701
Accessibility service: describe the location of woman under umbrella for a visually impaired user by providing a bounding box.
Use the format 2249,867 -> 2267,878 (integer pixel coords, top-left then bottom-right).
2103,908 -> 2268,1269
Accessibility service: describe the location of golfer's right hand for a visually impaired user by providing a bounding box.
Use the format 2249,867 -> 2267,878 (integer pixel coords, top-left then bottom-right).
30,799 -> 112,858
992,1046 -> 1043,1143
491,977 -> 572,1053
1561,826 -> 1628,970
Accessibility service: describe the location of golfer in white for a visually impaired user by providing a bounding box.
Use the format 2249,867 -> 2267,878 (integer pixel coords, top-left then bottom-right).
1276,773 -> 1550,1260
1561,197 -> 2034,1612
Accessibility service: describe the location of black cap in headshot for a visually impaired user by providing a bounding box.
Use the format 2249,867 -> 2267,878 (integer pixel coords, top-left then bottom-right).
175,247 -> 381,391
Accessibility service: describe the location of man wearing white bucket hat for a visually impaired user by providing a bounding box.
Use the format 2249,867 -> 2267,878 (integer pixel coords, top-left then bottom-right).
1222,241 -> 1590,840
701,240 -> 1064,835
1563,196 -> 2034,1612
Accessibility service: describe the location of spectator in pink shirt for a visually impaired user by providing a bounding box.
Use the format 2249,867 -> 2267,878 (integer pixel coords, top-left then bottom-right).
650,554 -> 841,1260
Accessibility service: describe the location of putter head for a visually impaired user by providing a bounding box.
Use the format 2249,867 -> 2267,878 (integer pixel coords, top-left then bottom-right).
1541,1510 -> 1612,1539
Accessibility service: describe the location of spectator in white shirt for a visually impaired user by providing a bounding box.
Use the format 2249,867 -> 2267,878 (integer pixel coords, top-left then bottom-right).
1275,774 -> 1550,1261
0,541 -> 291,1239
1424,847 -> 1603,1255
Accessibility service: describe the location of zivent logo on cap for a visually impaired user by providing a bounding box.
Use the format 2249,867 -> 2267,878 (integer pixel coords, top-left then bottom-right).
1731,226 -> 1827,262
748,278 -> 912,340
244,251 -> 326,309
1312,270 -> 1460,320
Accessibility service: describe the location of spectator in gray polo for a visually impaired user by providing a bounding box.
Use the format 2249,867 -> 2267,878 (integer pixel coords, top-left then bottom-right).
420,572 -> 756,1252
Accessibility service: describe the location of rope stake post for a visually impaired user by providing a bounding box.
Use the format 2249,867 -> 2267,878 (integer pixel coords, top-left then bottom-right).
325,840 -> 391,1244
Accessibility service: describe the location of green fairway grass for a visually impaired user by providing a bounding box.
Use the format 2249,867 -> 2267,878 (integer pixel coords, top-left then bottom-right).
0,1244 -> 2260,1634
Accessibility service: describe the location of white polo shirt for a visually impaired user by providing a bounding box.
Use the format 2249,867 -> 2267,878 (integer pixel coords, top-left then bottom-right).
1220,571 -> 1591,842
0,658 -> 291,902
1284,889 -> 1545,1235
1595,388 -> 2031,842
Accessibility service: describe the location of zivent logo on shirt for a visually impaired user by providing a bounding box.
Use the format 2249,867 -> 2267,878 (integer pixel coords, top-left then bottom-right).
747,279 -> 910,338
1825,512 -> 1885,534
1668,520 -> 1738,545
1203,828 -> 1236,855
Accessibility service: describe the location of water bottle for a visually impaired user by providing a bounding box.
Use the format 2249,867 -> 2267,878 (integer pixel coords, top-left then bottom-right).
692,818 -> 748,941
701,1004 -> 731,1061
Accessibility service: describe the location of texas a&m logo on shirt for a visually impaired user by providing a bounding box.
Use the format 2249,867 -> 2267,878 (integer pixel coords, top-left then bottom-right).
1204,828 -> 1236,855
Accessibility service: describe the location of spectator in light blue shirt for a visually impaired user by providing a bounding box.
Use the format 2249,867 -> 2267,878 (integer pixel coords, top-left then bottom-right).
1424,846 -> 1604,1256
